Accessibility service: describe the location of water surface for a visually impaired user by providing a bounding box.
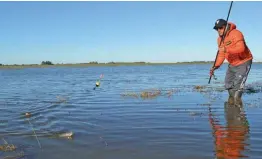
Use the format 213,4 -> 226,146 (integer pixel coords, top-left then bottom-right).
0,64 -> 262,159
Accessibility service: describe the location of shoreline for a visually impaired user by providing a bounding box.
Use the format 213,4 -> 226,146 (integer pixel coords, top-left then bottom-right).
1,61 -> 261,69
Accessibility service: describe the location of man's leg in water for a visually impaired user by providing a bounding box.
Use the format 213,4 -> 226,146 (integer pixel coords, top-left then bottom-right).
225,60 -> 252,106
225,64 -> 236,105
233,60 -> 252,106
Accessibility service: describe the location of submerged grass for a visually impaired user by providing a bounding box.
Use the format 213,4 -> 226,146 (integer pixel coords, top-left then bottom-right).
121,82 -> 262,101
0,139 -> 16,152
0,138 -> 26,159
3,151 -> 25,159
121,88 -> 176,99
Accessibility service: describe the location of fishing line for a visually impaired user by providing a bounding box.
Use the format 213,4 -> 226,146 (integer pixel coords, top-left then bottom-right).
27,118 -> 42,149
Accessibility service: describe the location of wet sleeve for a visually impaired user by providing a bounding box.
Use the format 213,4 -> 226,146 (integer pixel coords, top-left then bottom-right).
226,31 -> 246,54
215,39 -> 225,67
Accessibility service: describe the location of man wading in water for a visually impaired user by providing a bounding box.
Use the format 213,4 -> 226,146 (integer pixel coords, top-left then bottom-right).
210,19 -> 253,106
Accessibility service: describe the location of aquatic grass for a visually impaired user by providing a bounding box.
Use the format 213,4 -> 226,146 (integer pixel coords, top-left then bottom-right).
120,88 -> 177,99
3,151 -> 25,159
0,139 -> 16,152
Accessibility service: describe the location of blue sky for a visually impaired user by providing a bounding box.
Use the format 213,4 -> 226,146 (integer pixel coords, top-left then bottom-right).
0,1 -> 262,64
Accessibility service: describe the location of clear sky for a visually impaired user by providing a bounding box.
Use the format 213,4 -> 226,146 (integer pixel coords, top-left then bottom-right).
1,1 -> 262,64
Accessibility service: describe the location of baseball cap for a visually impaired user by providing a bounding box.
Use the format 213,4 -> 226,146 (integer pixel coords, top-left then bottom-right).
213,19 -> 227,30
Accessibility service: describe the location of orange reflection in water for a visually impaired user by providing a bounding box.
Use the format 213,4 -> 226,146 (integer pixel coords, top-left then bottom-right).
209,103 -> 250,159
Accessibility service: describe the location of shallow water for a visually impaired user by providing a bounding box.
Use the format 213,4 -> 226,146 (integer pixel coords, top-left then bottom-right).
0,63 -> 262,159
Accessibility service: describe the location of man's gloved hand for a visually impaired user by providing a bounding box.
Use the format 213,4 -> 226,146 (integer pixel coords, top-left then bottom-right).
210,66 -> 219,76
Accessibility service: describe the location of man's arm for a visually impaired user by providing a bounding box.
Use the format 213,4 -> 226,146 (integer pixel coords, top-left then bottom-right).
226,30 -> 246,54
215,51 -> 225,67
214,38 -> 225,67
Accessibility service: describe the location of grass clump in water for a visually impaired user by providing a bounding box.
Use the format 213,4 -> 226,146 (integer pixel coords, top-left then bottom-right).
0,139 -> 16,152
140,89 -> 161,99
121,88 -> 176,99
56,96 -> 68,104
193,85 -> 206,92
53,131 -> 74,140
0,139 -> 26,159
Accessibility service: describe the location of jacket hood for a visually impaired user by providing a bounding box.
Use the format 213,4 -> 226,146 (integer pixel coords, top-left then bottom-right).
227,22 -> 236,31
225,22 -> 236,36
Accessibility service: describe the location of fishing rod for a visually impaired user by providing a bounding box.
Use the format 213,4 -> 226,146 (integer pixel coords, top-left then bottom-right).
208,1 -> 234,84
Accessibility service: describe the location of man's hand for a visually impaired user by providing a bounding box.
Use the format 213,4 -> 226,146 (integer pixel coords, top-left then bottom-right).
218,46 -> 226,53
210,66 -> 219,76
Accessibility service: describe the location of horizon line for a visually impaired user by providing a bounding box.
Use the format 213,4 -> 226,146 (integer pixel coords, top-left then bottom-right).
1,60 -> 262,66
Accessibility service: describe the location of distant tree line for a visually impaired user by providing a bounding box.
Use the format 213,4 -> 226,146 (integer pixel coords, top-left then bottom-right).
176,61 -> 214,64
89,61 -> 98,64
41,61 -> 54,65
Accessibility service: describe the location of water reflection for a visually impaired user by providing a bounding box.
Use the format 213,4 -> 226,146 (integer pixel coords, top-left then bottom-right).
209,103 -> 250,159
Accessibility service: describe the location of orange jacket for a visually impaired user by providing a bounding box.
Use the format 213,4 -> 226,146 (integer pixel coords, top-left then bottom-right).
215,22 -> 253,67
